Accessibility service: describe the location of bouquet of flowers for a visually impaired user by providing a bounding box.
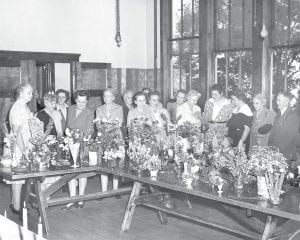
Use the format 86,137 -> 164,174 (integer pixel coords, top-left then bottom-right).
176,122 -> 201,139
248,146 -> 288,203
128,117 -> 158,146
143,155 -> 161,171
128,140 -> 152,170
103,146 -> 126,168
27,118 -> 57,169
224,148 -> 252,188
208,169 -> 226,192
248,146 -> 288,176
94,118 -> 124,152
2,131 -> 17,163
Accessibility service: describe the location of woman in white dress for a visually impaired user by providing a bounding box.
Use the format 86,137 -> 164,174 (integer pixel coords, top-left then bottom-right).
8,83 -> 34,214
176,90 -> 202,125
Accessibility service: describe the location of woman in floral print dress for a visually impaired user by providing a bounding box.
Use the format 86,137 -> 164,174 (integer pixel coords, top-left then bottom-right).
202,84 -> 233,143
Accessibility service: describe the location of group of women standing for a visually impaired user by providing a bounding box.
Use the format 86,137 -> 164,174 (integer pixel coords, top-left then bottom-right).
6,82 -> 300,214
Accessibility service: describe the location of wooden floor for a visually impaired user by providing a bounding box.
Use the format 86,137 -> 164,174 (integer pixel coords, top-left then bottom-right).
0,176 -> 273,240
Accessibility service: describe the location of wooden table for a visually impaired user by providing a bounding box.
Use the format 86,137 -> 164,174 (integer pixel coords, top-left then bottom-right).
96,166 -> 300,240
0,214 -> 47,240
0,166 -> 132,236
2,165 -> 300,239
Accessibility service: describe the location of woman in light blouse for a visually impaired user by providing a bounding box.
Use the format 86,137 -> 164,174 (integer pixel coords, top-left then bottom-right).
176,90 -> 202,125
250,94 -> 275,149
96,88 -> 123,192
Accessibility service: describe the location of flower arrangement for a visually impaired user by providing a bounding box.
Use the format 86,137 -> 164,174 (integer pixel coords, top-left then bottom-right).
127,140 -> 152,170
248,146 -> 288,203
176,122 -> 201,139
208,169 -> 226,192
103,146 -> 126,168
94,118 -> 124,151
143,155 -> 161,171
248,146 -> 288,176
2,132 -> 17,162
128,117 -> 158,146
223,148 -> 252,188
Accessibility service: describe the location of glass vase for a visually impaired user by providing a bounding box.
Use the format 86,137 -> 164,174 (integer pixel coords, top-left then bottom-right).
257,175 -> 269,199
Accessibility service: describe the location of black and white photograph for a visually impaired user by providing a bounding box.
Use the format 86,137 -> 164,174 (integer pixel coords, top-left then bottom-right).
0,0 -> 300,239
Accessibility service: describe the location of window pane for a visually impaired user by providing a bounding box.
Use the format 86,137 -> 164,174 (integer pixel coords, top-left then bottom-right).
171,55 -> 181,94
228,51 -> 240,95
231,0 -> 243,48
216,0 -> 230,50
183,0 -> 193,37
272,48 -> 286,110
172,41 -> 180,54
215,53 -> 227,94
180,55 -> 189,90
194,0 -> 200,36
287,48 -> 300,85
182,39 -> 199,54
191,54 -> 200,91
273,0 -> 289,45
290,0 -> 300,44
241,51 -> 252,98
172,0 -> 182,38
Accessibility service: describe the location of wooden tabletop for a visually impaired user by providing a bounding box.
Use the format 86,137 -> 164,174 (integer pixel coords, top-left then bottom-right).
96,167 -> 300,222
1,164 -> 300,222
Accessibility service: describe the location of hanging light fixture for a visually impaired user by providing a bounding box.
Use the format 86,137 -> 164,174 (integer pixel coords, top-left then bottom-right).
115,0 -> 121,47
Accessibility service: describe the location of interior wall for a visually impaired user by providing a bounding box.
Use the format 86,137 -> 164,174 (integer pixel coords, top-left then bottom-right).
0,0 -> 154,69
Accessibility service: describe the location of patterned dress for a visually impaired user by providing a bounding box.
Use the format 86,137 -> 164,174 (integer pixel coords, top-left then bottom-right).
202,98 -> 233,143
7,100 -> 33,184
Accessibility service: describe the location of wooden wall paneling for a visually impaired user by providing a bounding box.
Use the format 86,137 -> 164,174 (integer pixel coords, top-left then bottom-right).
0,50 -> 80,63
20,60 -> 37,112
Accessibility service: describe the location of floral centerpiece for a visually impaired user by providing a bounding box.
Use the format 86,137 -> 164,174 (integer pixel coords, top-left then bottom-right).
27,118 -> 57,170
248,146 -> 288,203
208,169 -> 226,194
94,118 -> 125,167
223,148 -> 251,189
143,155 -> 161,179
1,130 -> 17,167
128,118 -> 160,173
65,128 -> 92,167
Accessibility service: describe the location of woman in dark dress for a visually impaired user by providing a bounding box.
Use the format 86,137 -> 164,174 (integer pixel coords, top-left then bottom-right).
227,89 -> 253,152
36,93 -> 63,137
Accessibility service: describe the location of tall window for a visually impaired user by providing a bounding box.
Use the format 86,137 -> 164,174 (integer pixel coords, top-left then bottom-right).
170,0 -> 200,97
214,0 -> 253,97
271,0 -> 300,109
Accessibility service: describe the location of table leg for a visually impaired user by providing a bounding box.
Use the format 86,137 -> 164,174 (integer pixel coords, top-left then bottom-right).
261,216 -> 278,240
34,180 -> 49,235
149,186 -> 168,225
23,178 -> 32,206
121,181 -> 142,232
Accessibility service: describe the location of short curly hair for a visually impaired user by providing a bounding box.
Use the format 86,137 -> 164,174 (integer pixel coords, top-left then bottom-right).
211,84 -> 225,95
55,89 -> 70,101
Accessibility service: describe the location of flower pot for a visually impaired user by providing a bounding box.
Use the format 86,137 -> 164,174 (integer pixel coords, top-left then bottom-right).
257,176 -> 269,199
88,151 -> 98,166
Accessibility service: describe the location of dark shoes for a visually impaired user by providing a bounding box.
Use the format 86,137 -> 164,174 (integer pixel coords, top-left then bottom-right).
10,204 -> 21,215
